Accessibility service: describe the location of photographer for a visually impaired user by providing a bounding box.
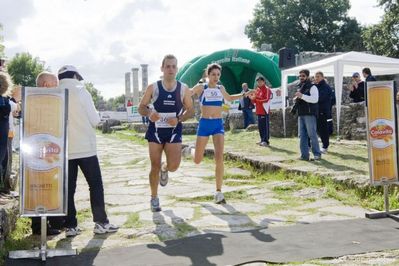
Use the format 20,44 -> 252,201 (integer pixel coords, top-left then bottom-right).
348,72 -> 365,103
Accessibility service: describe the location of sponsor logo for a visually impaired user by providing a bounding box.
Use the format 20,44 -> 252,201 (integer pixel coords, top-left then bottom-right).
370,124 -> 393,139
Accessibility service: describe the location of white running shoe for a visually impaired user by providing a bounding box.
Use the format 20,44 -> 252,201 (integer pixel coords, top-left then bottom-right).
159,162 -> 169,187
93,222 -> 119,234
321,148 -> 328,154
214,191 -> 226,204
65,227 -> 81,237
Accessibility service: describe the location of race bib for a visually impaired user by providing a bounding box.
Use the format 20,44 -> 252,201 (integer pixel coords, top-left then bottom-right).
204,88 -> 223,102
155,112 -> 176,128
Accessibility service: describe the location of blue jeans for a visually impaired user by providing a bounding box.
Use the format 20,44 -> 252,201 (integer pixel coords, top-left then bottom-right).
242,109 -> 255,128
257,114 -> 270,143
298,115 -> 321,159
65,155 -> 108,228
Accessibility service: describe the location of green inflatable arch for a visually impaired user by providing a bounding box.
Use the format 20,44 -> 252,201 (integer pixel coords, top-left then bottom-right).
178,49 -> 281,94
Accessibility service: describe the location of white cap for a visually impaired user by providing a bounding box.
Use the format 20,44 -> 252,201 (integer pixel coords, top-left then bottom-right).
58,65 -> 83,80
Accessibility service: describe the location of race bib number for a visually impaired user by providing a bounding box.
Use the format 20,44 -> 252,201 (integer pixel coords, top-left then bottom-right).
204,88 -> 223,102
155,112 -> 176,128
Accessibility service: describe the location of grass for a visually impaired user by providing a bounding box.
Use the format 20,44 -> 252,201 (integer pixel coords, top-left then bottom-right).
123,212 -> 143,229
0,218 -> 36,265
173,223 -> 198,238
77,208 -> 92,224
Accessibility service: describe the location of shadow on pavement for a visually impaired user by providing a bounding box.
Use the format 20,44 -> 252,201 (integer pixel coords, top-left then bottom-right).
148,210 -> 223,266
202,203 -> 276,243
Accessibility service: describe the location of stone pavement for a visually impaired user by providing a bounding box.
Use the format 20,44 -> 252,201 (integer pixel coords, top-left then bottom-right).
42,134 -> 398,265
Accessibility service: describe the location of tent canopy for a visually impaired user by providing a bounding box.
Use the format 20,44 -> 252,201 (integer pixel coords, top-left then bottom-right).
281,51 -> 399,136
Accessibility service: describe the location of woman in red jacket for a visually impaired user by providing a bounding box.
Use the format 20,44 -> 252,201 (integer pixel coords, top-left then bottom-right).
249,76 -> 272,146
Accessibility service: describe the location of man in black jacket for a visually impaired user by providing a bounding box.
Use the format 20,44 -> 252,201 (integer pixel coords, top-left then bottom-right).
294,69 -> 321,161
314,71 -> 333,153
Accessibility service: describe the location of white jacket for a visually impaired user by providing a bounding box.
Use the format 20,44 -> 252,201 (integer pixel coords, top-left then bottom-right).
58,79 -> 100,159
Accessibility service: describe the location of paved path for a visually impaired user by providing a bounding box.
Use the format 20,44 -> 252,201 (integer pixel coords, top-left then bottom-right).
43,134 -> 397,265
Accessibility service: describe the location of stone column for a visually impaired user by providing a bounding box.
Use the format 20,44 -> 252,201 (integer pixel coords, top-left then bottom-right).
124,72 -> 131,106
132,67 -> 139,106
141,64 -> 149,93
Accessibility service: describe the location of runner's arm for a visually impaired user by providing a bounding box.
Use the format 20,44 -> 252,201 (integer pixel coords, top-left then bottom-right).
190,84 -> 204,97
220,86 -> 245,101
139,84 -> 160,122
178,86 -> 194,122
138,84 -> 154,117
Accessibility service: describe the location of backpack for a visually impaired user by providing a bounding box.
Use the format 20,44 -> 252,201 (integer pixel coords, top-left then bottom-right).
0,96 -> 11,120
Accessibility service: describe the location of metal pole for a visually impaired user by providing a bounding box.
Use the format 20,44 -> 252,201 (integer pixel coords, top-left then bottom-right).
40,216 -> 47,261
384,184 -> 390,214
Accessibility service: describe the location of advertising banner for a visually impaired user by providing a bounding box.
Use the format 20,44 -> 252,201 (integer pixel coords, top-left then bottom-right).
20,87 -> 68,216
366,81 -> 398,185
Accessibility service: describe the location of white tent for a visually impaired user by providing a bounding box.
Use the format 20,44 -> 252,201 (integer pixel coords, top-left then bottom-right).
281,51 -> 399,136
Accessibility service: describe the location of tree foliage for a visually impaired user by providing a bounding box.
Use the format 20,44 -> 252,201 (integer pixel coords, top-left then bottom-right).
84,82 -> 105,110
105,94 -> 125,111
245,0 -> 364,52
362,0 -> 399,57
7,52 -> 45,86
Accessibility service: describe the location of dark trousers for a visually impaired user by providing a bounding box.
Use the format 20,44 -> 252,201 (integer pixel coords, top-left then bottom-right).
317,113 -> 330,149
257,114 -> 270,143
31,216 -> 65,233
65,155 -> 108,228
0,121 -> 9,190
242,109 -> 255,128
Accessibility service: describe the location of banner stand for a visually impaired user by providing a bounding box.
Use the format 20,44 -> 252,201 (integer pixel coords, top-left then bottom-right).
364,81 -> 399,222
8,87 -> 76,261
9,216 -> 77,261
365,179 -> 399,222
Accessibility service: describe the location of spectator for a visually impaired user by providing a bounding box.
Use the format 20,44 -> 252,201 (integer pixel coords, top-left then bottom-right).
58,65 -> 118,236
314,71 -> 333,154
2,85 -> 20,194
294,69 -> 321,161
249,76 -> 272,146
238,83 -> 255,128
348,72 -> 365,103
126,99 -> 133,107
362,67 -> 377,82
0,72 -> 12,192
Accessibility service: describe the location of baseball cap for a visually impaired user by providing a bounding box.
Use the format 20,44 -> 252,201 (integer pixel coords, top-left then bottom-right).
58,65 -> 84,81
352,72 -> 360,78
256,76 -> 265,81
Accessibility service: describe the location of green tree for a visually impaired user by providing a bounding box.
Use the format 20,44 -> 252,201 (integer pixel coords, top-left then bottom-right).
7,52 -> 45,86
245,0 -> 364,52
362,0 -> 399,57
0,24 -> 4,58
84,82 -> 105,110
105,94 -> 125,111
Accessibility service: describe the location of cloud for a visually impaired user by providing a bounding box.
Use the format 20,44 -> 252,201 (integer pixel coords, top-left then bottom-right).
0,0 -> 35,39
1,0 -> 384,100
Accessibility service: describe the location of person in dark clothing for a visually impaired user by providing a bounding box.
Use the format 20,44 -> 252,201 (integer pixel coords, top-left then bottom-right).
238,83 -> 255,128
314,71 -> 333,153
362,67 -> 377,82
348,72 -> 365,103
0,72 -> 11,192
328,87 -> 336,136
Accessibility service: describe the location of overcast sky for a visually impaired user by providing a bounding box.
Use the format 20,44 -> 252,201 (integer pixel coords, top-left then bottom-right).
1,0 -> 384,99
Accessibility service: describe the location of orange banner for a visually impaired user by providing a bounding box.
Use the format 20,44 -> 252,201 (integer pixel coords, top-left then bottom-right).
366,81 -> 398,185
21,87 -> 68,216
